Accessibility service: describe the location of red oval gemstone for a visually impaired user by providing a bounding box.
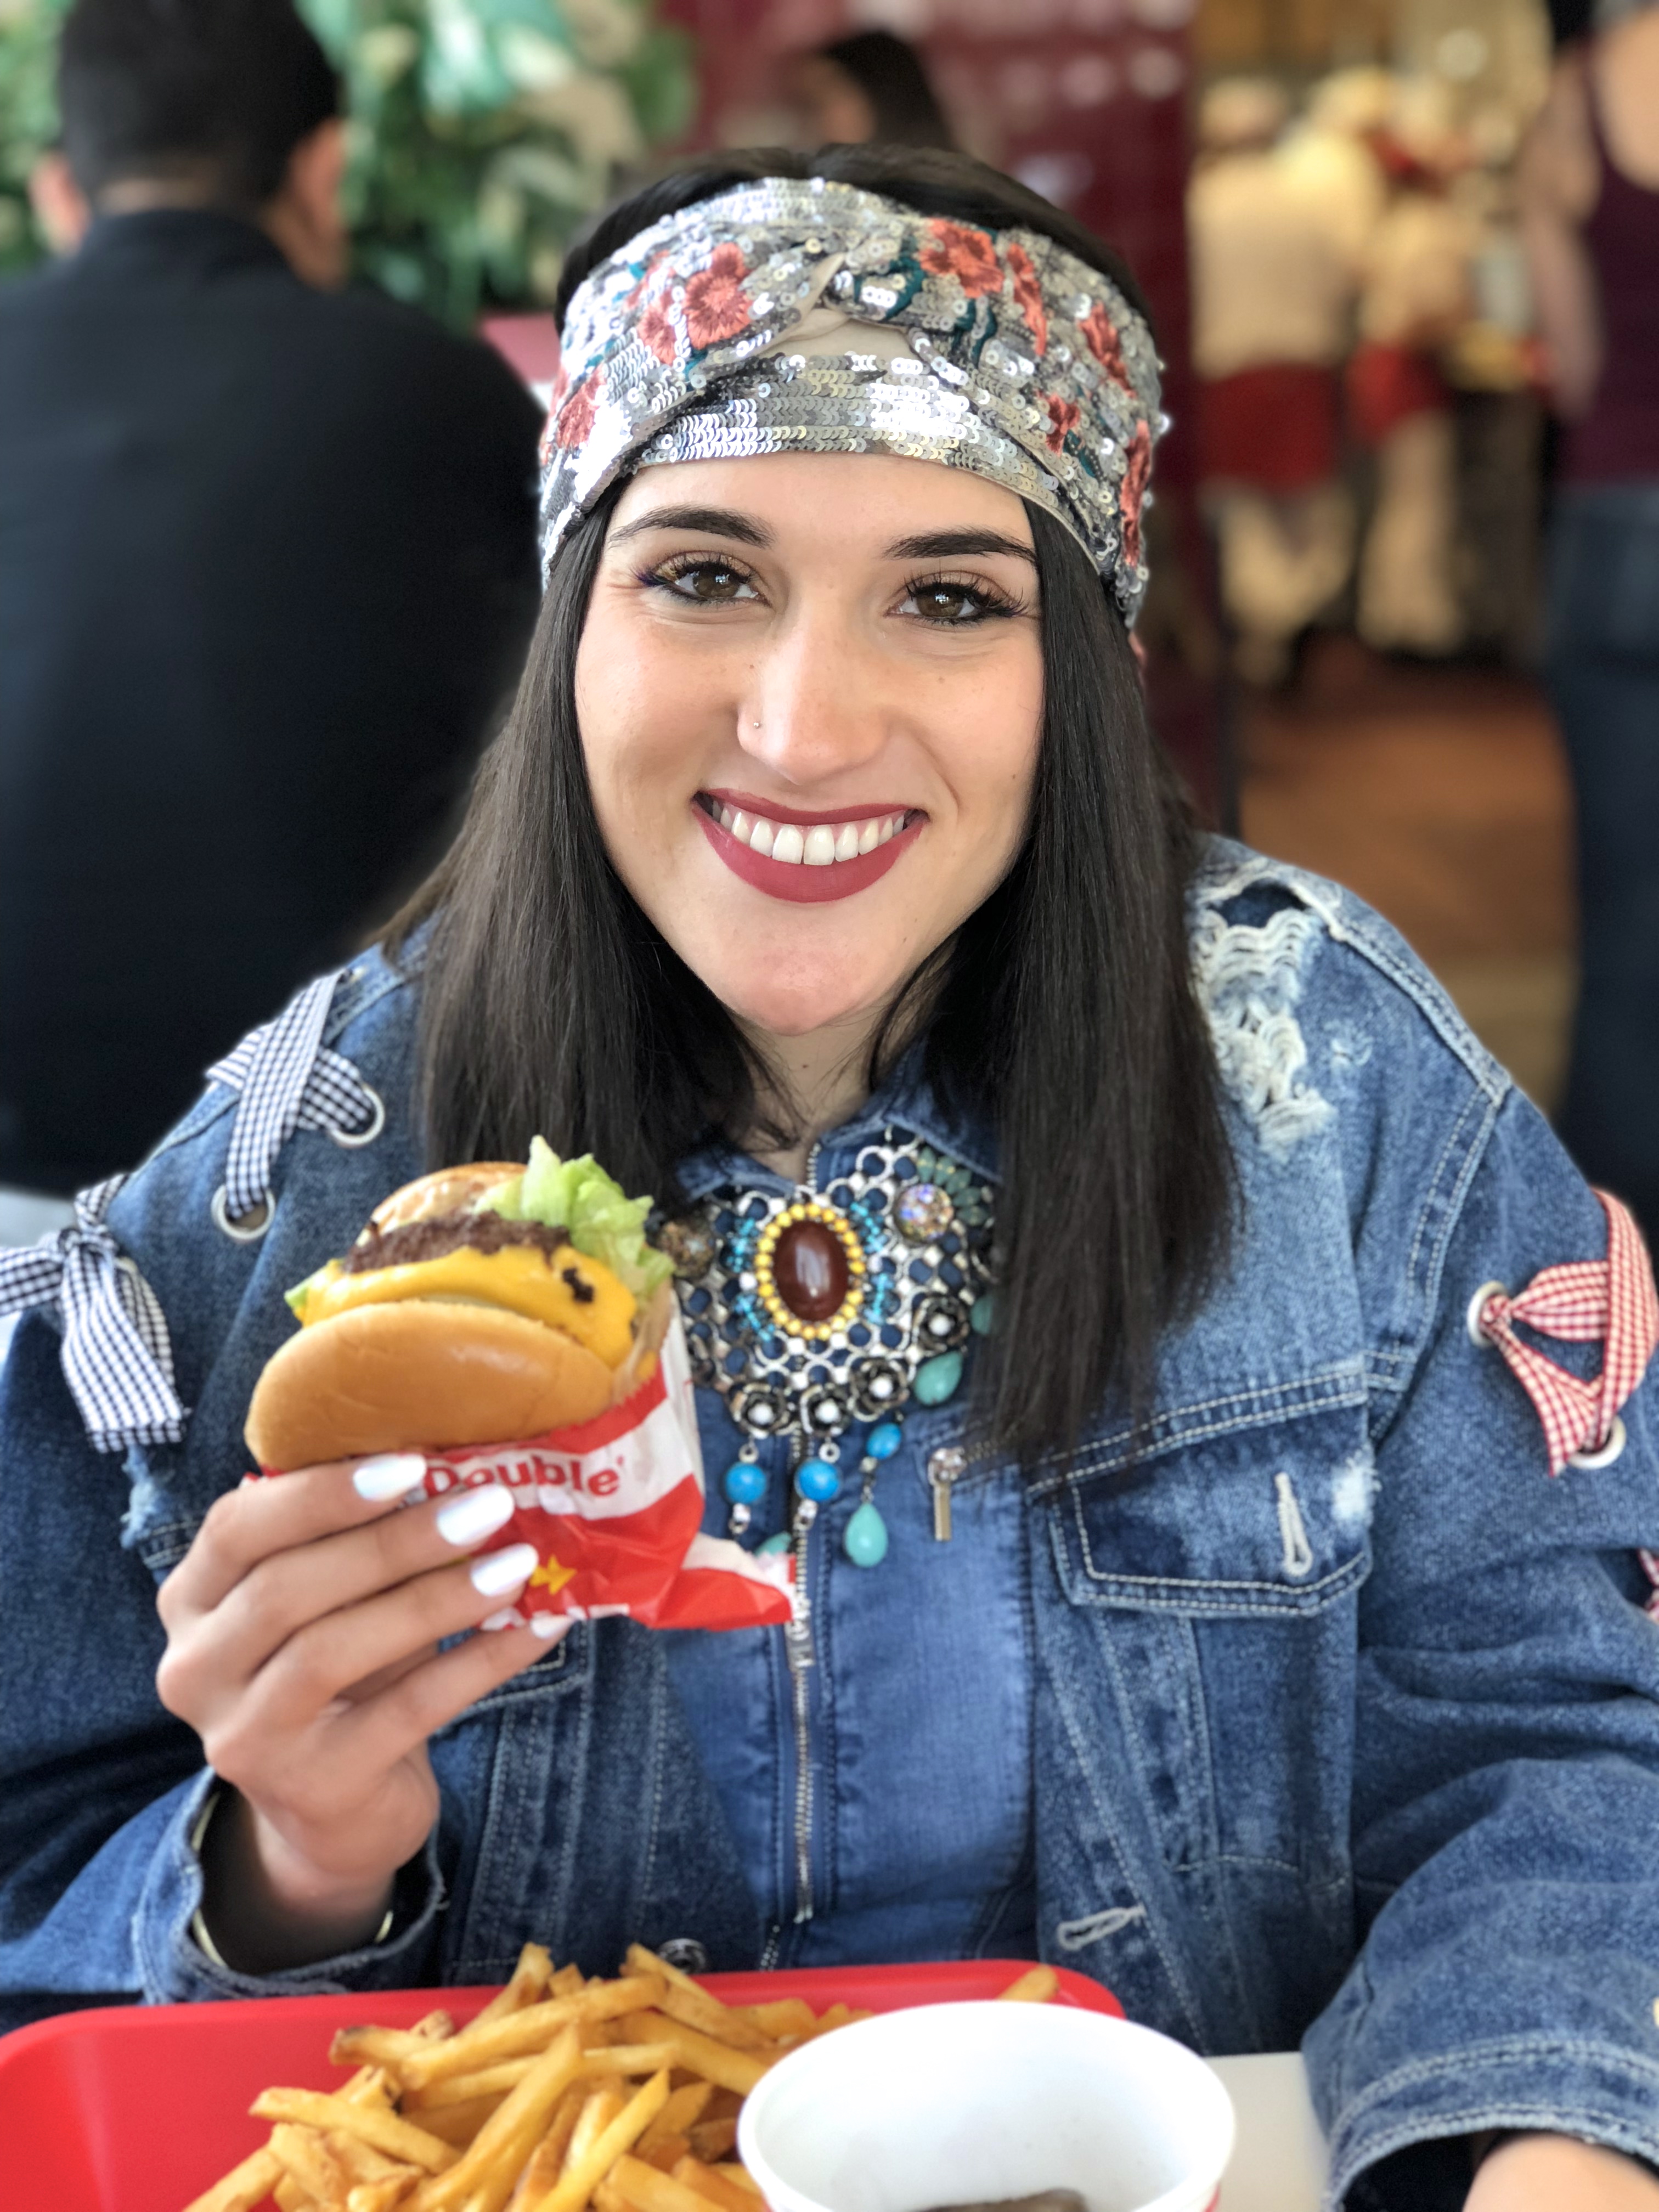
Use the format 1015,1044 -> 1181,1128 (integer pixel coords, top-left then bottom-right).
772,1220 -> 849,1323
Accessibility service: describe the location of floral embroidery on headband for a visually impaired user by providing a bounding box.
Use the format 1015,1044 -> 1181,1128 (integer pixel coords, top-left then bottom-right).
1044,394 -> 1081,453
1005,240 -> 1047,357
920,219 -> 1002,300
539,177 -> 1164,620
1120,420 -> 1153,569
684,243 -> 752,351
638,298 -> 678,366
1080,301 -> 1131,390
553,370 -> 601,451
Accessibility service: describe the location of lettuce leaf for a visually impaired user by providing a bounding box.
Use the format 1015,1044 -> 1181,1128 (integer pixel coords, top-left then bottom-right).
483,1137 -> 672,1301
285,1263 -> 333,1322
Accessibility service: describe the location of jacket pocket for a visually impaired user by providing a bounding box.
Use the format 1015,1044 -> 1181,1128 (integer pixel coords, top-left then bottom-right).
1047,1403 -> 1373,1617
1032,1403 -> 1372,2046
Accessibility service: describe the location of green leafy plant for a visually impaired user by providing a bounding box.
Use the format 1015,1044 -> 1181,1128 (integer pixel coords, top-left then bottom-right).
0,0 -> 61,274
0,0 -> 695,320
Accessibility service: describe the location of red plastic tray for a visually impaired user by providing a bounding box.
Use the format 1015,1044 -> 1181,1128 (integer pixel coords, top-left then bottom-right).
0,1960 -> 1121,2211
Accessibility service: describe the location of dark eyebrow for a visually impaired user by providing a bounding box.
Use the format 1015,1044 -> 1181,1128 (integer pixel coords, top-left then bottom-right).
883,528 -> 1037,567
609,504 -> 774,549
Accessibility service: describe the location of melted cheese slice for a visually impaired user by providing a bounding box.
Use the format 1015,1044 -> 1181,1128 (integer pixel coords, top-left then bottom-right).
300,1243 -> 635,1368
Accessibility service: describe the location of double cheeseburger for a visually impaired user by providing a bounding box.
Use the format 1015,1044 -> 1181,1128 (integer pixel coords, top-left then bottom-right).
245,1140 -> 674,1470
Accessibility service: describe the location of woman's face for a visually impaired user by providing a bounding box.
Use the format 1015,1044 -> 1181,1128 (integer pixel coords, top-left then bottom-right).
574,449 -> 1045,1041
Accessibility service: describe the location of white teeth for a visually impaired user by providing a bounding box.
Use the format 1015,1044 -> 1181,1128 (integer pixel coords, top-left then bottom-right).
708,800 -> 915,864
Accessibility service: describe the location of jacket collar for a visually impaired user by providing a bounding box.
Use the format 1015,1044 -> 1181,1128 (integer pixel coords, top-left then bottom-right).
72,208 -> 291,283
673,1043 -> 999,1204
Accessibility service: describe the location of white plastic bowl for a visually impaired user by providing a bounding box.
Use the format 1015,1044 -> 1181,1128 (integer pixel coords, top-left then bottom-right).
737,1999 -> 1235,2212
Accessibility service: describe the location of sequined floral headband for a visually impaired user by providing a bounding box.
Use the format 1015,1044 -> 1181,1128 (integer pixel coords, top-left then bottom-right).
539,175 -> 1164,621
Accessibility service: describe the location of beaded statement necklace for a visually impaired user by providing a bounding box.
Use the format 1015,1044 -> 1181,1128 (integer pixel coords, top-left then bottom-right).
661,1128 -> 996,1568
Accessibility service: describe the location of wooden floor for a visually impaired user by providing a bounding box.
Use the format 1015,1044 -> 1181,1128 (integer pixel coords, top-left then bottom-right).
1237,635 -> 1577,1112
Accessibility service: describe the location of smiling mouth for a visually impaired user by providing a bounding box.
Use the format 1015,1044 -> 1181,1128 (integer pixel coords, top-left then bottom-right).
692,791 -> 926,904
695,793 -> 918,866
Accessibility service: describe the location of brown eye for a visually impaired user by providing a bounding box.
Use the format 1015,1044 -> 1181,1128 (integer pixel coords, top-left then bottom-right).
901,577 -> 1015,625
661,560 -> 758,603
915,583 -> 976,622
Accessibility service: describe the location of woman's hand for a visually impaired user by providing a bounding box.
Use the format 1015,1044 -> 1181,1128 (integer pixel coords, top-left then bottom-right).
1469,2134 -> 1659,2208
156,1454 -> 562,1973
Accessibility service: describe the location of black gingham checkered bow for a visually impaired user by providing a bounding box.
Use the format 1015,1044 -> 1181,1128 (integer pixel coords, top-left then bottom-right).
207,971 -> 379,1223
0,1177 -> 187,1453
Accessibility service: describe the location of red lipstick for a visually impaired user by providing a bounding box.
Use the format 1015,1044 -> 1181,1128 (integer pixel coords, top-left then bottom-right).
693,797 -> 923,904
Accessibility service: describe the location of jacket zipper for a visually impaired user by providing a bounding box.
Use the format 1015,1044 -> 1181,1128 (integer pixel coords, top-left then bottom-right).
775,1138 -> 826,1954
767,1138 -> 991,1959
927,1436 -> 997,1538
784,1520 -> 816,1923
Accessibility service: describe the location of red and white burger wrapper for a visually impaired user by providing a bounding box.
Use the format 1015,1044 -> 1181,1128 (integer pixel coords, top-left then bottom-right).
392,1313 -> 792,1632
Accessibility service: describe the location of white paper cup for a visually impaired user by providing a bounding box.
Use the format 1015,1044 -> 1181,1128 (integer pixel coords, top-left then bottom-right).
737,2000 -> 1234,2212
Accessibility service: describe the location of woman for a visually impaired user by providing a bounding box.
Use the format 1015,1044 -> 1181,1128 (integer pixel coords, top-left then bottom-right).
3,146 -> 1659,2210
1521,0 -> 1659,1250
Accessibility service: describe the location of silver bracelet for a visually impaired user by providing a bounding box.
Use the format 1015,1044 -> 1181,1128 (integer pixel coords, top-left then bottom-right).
187,1788 -> 394,1966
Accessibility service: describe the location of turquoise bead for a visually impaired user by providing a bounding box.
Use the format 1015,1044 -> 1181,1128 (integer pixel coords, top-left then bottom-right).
913,1350 -> 964,1404
722,1460 -> 766,1505
797,1456 -> 842,1502
843,1499 -> 889,1566
757,1530 -> 792,1556
970,1291 -> 997,1337
867,1420 -> 904,1460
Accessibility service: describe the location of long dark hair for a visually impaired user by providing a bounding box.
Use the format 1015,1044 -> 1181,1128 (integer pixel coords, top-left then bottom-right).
388,145 -> 1234,1466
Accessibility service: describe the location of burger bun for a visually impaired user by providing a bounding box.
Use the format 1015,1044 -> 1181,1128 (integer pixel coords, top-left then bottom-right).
245,1297 -> 614,1470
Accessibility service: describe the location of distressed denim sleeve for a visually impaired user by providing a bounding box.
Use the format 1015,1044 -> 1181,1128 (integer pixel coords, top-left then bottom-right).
0,963 -> 449,2027
0,1309 -> 447,2028
1305,1086 -> 1659,2203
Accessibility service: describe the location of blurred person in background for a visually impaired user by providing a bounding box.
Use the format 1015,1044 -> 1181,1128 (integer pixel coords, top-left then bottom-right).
1188,79 -> 1365,684
788,30 -> 955,151
0,0 -> 541,1231
1522,0 -> 1659,1245
1348,86 -> 1476,658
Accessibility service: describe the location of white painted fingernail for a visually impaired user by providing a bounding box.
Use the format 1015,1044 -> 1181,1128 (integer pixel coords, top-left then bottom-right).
480,1606 -> 523,1630
436,1485 -> 516,1548
531,1612 -> 569,1640
470,1542 -> 538,1596
352,1452 -> 428,1501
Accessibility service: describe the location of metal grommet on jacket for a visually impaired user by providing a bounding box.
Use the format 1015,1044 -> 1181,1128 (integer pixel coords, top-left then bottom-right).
205,967 -> 383,1224
325,1082 -> 386,1149
210,1185 -> 272,1243
1466,1280 -> 1507,1348
655,1937 -> 709,1975
1568,1413 -> 1628,1471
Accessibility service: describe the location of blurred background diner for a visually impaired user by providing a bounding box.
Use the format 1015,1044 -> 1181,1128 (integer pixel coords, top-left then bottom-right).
0,0 -> 1653,1248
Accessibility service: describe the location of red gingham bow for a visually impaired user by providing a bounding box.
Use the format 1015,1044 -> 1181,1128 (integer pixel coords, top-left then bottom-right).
1470,1190 -> 1658,1478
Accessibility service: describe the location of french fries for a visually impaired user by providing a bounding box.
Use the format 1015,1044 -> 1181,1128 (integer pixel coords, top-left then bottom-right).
182,1948 -> 1055,2212
995,1965 -> 1060,2005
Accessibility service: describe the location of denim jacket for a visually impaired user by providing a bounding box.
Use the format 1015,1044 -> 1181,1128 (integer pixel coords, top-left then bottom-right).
5,840 -> 1659,2208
